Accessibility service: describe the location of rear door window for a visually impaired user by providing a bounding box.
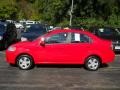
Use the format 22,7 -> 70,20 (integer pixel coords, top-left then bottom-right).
71,33 -> 91,43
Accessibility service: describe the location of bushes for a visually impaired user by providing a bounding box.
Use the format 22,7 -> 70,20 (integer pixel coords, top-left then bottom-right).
58,15 -> 120,29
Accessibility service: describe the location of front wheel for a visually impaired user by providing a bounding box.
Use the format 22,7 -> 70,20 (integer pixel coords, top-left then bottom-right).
17,55 -> 34,70
85,56 -> 100,71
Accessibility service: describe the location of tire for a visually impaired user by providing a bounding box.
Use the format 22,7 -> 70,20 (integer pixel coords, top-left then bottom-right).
17,55 -> 34,70
85,56 -> 100,71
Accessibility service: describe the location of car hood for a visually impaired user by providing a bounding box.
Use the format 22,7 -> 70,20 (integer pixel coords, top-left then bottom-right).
13,41 -> 36,48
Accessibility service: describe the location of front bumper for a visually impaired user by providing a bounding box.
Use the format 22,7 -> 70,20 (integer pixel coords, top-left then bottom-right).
5,50 -> 18,64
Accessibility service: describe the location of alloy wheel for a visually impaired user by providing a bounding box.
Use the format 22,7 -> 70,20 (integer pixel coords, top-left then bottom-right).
17,55 -> 34,70
85,56 -> 100,71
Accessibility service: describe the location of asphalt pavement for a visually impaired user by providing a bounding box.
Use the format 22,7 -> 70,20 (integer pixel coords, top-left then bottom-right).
0,51 -> 120,90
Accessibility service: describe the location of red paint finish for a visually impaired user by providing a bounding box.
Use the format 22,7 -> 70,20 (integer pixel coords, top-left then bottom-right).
6,29 -> 115,65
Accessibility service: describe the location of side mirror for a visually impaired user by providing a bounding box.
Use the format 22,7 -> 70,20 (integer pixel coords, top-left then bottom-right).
40,37 -> 45,46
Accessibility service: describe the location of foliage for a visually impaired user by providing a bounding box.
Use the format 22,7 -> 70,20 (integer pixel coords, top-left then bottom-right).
0,0 -> 18,20
0,0 -> 120,28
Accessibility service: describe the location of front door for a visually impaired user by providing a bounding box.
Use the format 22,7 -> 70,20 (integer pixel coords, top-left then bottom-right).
38,32 -> 71,63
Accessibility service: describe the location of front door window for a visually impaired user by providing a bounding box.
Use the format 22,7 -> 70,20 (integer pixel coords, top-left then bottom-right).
46,32 -> 69,44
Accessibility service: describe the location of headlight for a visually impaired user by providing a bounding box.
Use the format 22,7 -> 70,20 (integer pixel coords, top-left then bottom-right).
21,37 -> 28,41
0,36 -> 3,40
7,46 -> 16,51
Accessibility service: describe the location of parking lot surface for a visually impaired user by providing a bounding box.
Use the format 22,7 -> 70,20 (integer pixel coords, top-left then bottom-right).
0,51 -> 120,90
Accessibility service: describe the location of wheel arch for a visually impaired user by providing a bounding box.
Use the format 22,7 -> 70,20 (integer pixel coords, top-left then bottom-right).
84,54 -> 102,64
15,53 -> 35,65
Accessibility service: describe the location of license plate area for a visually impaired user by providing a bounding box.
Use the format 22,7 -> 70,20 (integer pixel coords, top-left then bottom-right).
115,46 -> 120,49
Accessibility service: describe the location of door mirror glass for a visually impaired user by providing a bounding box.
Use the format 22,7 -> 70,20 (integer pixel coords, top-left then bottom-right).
40,37 -> 45,46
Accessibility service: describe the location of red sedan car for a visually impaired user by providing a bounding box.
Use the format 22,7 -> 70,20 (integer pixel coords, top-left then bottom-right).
6,29 -> 115,71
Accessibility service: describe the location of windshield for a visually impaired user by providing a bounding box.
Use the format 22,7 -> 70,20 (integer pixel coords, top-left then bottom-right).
98,28 -> 120,36
26,24 -> 47,33
32,32 -> 48,42
0,24 -> 5,34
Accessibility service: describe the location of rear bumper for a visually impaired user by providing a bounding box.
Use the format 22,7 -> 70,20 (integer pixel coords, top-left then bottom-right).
102,50 -> 115,63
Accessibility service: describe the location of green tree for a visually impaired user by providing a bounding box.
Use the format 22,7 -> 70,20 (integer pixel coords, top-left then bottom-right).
0,0 -> 18,20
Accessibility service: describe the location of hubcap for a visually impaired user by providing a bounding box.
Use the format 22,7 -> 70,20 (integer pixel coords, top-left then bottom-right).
87,58 -> 99,70
18,57 -> 31,69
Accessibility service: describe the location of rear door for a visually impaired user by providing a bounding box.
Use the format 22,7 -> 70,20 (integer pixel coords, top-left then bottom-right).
65,32 -> 92,63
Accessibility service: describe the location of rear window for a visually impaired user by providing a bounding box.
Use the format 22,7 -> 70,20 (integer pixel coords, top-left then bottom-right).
98,28 -> 118,36
71,33 -> 91,43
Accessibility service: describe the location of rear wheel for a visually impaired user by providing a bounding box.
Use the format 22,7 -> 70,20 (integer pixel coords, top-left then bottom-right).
17,55 -> 34,70
85,56 -> 100,71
